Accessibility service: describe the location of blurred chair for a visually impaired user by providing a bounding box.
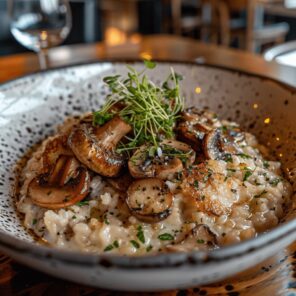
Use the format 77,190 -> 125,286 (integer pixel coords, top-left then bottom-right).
168,0 -> 218,42
217,0 -> 289,52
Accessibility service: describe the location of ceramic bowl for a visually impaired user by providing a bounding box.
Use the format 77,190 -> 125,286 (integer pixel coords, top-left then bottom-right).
0,62 -> 295,291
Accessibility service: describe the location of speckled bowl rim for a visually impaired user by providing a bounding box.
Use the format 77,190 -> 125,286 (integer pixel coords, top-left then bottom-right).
0,60 -> 296,269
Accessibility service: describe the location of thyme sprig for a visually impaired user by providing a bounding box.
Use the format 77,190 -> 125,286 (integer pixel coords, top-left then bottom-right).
93,61 -> 184,153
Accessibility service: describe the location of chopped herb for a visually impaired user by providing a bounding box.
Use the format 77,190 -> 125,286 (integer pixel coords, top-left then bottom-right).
158,233 -> 174,241
237,153 -> 252,159
113,240 -> 119,248
231,189 -> 237,193
103,213 -> 110,225
227,168 -> 236,173
200,195 -> 206,201
196,239 -> 205,244
254,190 -> 267,198
146,245 -> 153,252
76,201 -> 89,206
72,215 -> 77,219
137,225 -> 145,244
263,160 -> 270,169
130,240 -> 140,249
223,153 -> 233,163
243,170 -> 252,182
270,178 -> 281,187
32,218 -> 37,225
193,180 -> 199,189
104,244 -> 114,252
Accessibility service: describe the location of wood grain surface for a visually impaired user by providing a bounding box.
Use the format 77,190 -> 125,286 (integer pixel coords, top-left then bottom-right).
0,35 -> 295,295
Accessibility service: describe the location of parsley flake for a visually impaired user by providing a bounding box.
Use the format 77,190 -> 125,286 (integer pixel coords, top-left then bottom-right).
158,233 -> 174,241
130,240 -> 140,249
137,225 -> 145,244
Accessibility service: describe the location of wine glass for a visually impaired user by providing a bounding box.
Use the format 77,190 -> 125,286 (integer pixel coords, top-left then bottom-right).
9,0 -> 72,70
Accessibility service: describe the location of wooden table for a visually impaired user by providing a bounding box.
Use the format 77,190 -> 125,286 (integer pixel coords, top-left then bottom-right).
1,35 -> 296,295
1,34 -> 296,86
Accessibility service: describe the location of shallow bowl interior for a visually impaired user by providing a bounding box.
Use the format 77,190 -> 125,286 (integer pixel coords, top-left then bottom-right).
0,62 -> 296,290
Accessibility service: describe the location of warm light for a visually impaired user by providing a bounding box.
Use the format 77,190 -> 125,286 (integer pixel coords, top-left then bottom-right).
130,33 -> 141,44
195,87 -> 202,94
276,137 -> 280,141
40,30 -> 47,41
253,103 -> 258,109
105,27 -> 127,46
264,118 -> 271,124
140,52 -> 152,60
279,153 -> 283,158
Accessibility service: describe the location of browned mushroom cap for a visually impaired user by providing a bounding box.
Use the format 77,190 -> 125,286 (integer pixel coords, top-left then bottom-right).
128,140 -> 195,180
68,116 -> 132,177
176,107 -> 218,152
166,224 -> 218,252
126,178 -> 173,223
28,156 -> 90,209
203,128 -> 239,160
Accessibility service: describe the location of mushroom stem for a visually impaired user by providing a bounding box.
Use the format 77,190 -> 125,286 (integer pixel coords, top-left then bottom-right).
94,116 -> 132,148
68,116 -> 132,177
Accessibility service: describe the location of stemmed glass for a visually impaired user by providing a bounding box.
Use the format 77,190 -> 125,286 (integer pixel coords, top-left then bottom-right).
9,0 -> 72,70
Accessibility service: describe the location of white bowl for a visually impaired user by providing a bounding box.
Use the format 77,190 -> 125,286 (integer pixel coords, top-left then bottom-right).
0,62 -> 295,291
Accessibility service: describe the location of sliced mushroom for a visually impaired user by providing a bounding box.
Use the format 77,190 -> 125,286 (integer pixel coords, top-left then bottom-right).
42,135 -> 73,173
126,178 -> 173,223
176,107 -> 220,152
166,224 -> 218,252
180,107 -> 218,125
203,128 -> 239,160
176,121 -> 211,151
128,140 -> 195,180
28,156 -> 90,209
68,116 -> 132,177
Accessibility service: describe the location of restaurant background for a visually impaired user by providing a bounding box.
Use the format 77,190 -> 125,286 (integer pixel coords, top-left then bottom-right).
1,0 -> 296,57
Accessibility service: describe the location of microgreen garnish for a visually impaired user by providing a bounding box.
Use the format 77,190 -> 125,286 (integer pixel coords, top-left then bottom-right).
32,218 -> 37,225
143,59 -> 156,69
158,233 -> 174,240
93,61 -> 184,154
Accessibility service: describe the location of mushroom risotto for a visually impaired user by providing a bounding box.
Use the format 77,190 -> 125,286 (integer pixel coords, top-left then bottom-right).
17,62 -> 292,255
